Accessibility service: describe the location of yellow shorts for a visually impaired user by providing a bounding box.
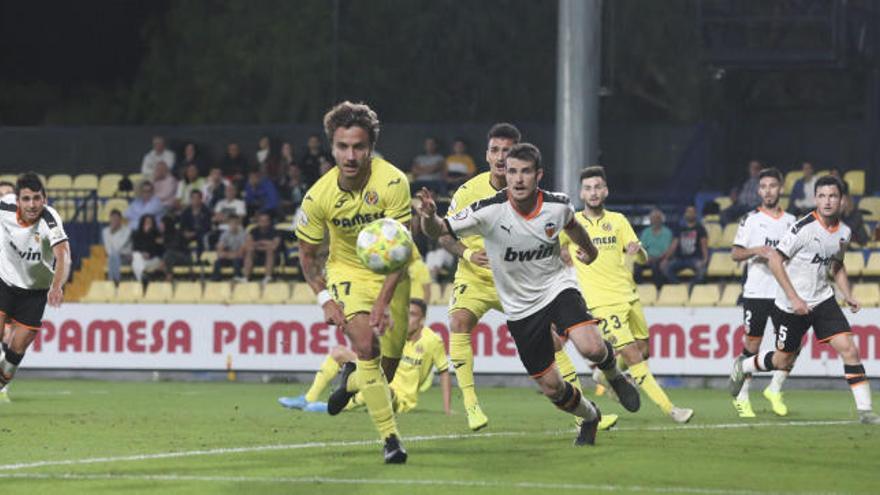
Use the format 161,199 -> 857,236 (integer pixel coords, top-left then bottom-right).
326,269 -> 411,359
591,300 -> 649,350
447,276 -> 502,320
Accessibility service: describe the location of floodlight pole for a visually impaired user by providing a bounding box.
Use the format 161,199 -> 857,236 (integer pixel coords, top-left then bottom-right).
556,0 -> 602,200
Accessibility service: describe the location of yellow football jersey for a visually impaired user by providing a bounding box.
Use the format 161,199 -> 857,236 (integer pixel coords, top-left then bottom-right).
448,172 -> 503,282
390,327 -> 449,407
560,209 -> 640,309
295,156 -> 411,274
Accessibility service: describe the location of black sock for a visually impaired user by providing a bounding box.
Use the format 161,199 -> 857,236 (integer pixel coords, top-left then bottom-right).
741,349 -> 756,358
762,351 -> 776,371
597,341 -> 616,370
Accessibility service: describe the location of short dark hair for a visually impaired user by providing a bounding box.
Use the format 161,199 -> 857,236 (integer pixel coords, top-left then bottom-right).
758,167 -> 783,183
410,298 -> 427,315
487,123 -> 521,144
109,209 -> 122,217
506,143 -> 542,170
0,181 -> 14,189
814,175 -> 844,195
15,172 -> 44,196
580,166 -> 607,183
323,101 -> 381,147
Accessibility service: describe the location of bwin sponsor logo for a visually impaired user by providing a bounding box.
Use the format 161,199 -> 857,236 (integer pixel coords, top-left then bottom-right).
503,244 -> 554,262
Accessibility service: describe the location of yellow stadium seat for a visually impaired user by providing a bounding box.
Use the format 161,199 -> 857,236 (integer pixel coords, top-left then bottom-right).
852,283 -> 880,307
863,252 -> 880,276
115,281 -> 143,303
143,282 -> 173,303
721,223 -> 739,247
713,196 -> 732,211
778,196 -> 789,211
98,174 -> 123,198
705,223 -> 723,248
688,284 -> 720,306
72,174 -> 98,190
637,284 -> 657,305
230,282 -> 261,304
290,283 -> 316,304
129,173 -> 145,186
844,251 -> 865,276
81,281 -> 116,303
859,197 -> 880,221
47,174 -> 73,190
51,199 -> 76,222
99,198 -> 130,223
844,170 -> 865,196
0,174 -> 17,184
262,282 -> 291,304
783,170 -> 803,195
202,282 -> 231,304
719,284 -> 742,307
428,283 -> 444,305
816,169 -> 830,178
656,284 -> 689,306
173,281 -> 203,303
707,251 -> 736,277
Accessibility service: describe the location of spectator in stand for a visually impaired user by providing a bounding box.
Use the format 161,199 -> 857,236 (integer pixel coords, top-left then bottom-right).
410,136 -> 447,195
124,180 -> 164,230
180,142 -> 208,177
636,207 -> 673,287
256,136 -> 282,184
244,170 -> 279,219
280,142 -> 296,170
201,167 -> 228,209
131,214 -> 163,282
660,205 -> 709,287
720,160 -> 762,224
842,187 -> 870,246
212,214 -> 247,280
102,209 -> 131,284
213,183 -> 247,230
180,190 -> 213,253
278,163 -> 310,217
220,142 -> 249,188
142,136 -> 176,177
300,134 -> 333,183
160,214 -> 191,281
445,137 -> 476,191
241,211 -> 282,283
176,163 -> 206,209
256,135 -> 271,167
152,161 -> 179,210
0,181 -> 15,198
789,161 -> 818,217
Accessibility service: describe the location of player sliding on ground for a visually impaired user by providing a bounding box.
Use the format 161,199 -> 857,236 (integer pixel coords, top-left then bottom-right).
561,166 -> 694,423
418,143 -> 640,446
0,173 -> 71,394
295,101 -> 413,463
729,175 -> 880,424
280,299 -> 451,415
728,167 -> 797,418
438,123 -> 614,432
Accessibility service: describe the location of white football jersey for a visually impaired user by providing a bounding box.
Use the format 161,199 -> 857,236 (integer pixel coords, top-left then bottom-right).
774,212 -> 850,312
0,200 -> 68,290
733,208 -> 796,299
445,189 -> 580,321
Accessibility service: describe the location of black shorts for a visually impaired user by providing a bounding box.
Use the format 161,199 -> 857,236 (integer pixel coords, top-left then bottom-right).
0,278 -> 48,329
772,296 -> 850,353
506,288 -> 597,377
743,298 -> 776,339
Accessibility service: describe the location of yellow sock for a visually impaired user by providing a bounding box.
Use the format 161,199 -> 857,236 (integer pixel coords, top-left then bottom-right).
617,354 -> 629,372
555,349 -> 583,393
450,332 -> 478,408
304,355 -> 341,402
357,357 -> 398,439
629,361 -> 673,414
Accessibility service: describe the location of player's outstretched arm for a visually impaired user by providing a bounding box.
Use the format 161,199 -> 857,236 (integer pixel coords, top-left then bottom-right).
439,370 -> 452,415
415,188 -> 449,239
299,240 -> 345,327
731,245 -> 774,262
564,221 -> 598,265
48,241 -> 71,307
767,250 -> 808,315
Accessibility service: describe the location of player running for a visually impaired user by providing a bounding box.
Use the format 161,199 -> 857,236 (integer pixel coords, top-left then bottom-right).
0,173 -> 71,392
280,299 -> 451,415
729,168 -> 796,418
440,123 -> 604,432
561,166 -> 693,423
729,175 -> 880,424
419,143 -> 640,446
295,101 -> 413,463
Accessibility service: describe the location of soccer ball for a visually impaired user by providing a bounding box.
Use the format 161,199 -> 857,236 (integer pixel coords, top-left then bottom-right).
356,218 -> 414,274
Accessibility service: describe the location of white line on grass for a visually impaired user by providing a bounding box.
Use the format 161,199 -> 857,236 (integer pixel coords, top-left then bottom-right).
0,420 -> 853,472
0,472 -> 847,495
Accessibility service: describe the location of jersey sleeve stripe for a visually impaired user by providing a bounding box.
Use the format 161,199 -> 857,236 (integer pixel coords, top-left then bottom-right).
443,218 -> 459,240
294,229 -> 323,244
50,238 -> 69,248
0,203 -> 16,212
775,247 -> 790,260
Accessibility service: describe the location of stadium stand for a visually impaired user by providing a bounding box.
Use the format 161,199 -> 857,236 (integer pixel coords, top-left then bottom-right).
707,251 -> 736,277
202,281 -> 232,304
718,284 -> 741,307
115,281 -> 143,303
47,174 -> 73,190
80,280 -> 116,303
859,196 -> 880,221
637,283 -> 657,305
143,281 -> 174,303
172,281 -> 203,303
844,169 -> 865,195
852,283 -> 880,307
656,284 -> 689,306
98,174 -> 123,198
688,284 -> 720,306
230,282 -> 261,304
262,282 -> 291,304
290,282 -> 316,304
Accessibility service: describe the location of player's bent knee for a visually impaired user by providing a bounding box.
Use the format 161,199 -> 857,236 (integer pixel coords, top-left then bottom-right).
449,310 -> 477,334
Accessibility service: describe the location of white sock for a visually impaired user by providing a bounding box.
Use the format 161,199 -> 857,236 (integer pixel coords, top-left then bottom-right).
571,395 -> 598,421
852,382 -> 873,412
766,370 -> 788,394
736,376 -> 751,401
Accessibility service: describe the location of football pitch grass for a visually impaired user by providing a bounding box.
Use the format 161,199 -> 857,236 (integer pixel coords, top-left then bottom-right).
0,379 -> 876,494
